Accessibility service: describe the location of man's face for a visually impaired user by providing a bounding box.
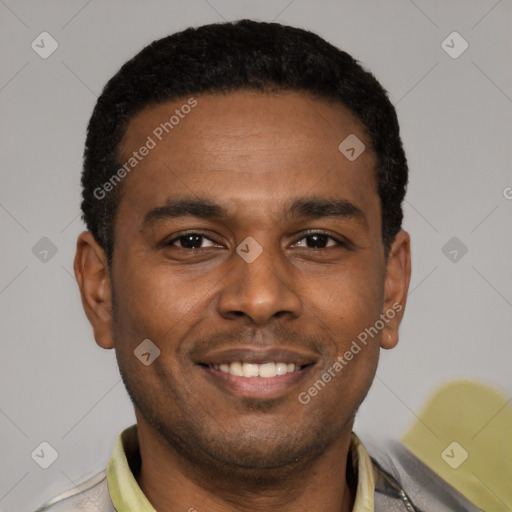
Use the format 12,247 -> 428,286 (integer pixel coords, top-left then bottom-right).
99,91 -> 401,470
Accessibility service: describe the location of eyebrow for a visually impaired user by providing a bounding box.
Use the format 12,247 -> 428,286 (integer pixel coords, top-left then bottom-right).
142,195 -> 367,229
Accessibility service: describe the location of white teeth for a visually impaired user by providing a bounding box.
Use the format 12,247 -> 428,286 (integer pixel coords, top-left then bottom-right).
258,362 -> 276,378
275,362 -> 288,375
242,363 -> 259,378
229,361 -> 244,377
213,361 -> 299,378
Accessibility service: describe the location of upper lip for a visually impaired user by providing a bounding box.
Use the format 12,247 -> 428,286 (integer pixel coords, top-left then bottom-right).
196,346 -> 319,367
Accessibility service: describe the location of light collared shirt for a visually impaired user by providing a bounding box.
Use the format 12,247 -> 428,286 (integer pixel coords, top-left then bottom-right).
107,424 -> 375,511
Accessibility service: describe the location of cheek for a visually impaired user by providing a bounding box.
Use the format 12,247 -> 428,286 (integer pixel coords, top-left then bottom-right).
112,261 -> 192,335
308,258 -> 384,332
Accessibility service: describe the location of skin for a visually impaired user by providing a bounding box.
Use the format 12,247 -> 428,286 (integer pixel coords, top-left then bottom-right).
74,90 -> 411,511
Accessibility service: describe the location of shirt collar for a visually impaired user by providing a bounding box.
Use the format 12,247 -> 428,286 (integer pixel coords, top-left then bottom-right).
107,424 -> 375,511
350,432 -> 376,512
107,424 -> 154,511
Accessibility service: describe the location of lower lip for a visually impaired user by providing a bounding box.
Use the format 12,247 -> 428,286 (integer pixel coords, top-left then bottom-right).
199,365 -> 314,399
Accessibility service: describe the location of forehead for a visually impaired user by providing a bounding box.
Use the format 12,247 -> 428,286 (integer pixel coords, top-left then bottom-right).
116,90 -> 378,226
121,90 -> 370,159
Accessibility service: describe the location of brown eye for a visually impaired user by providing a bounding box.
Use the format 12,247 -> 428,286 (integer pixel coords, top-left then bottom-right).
168,233 -> 218,249
293,232 -> 346,250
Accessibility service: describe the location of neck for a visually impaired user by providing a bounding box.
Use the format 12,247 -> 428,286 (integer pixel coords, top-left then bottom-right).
134,417 -> 356,512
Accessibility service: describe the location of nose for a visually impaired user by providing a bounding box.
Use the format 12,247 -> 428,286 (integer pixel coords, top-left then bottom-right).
217,240 -> 302,325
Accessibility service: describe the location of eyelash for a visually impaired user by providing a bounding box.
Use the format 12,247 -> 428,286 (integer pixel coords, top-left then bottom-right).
165,230 -> 349,250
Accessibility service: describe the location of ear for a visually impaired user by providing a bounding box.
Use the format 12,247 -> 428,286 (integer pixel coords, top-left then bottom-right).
381,230 -> 411,350
73,231 -> 114,349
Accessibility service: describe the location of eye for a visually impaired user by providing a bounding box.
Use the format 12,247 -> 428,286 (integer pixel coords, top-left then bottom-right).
166,233 -> 220,250
164,230 -> 349,252
292,232 -> 347,250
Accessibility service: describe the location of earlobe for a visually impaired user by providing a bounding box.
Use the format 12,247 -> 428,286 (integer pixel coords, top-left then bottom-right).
73,231 -> 115,349
381,230 -> 411,350
381,327 -> 399,350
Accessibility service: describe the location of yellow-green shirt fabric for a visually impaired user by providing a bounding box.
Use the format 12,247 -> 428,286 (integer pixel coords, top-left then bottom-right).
107,424 -> 375,511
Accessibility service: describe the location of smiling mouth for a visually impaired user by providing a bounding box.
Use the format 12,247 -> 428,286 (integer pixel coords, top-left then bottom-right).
195,346 -> 318,398
201,361 -> 311,378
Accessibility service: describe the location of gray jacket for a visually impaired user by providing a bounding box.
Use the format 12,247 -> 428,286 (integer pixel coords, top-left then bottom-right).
35,442 -> 481,512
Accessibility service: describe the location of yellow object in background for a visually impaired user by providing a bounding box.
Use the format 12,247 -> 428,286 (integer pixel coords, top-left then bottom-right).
402,380 -> 512,512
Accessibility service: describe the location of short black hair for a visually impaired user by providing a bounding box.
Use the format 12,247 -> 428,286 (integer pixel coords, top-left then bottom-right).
81,19 -> 408,264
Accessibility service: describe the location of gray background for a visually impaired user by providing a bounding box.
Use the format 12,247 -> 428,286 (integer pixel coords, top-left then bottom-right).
1,0 -> 511,510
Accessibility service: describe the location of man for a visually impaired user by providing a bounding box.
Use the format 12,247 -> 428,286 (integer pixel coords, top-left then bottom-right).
37,18 -> 421,511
